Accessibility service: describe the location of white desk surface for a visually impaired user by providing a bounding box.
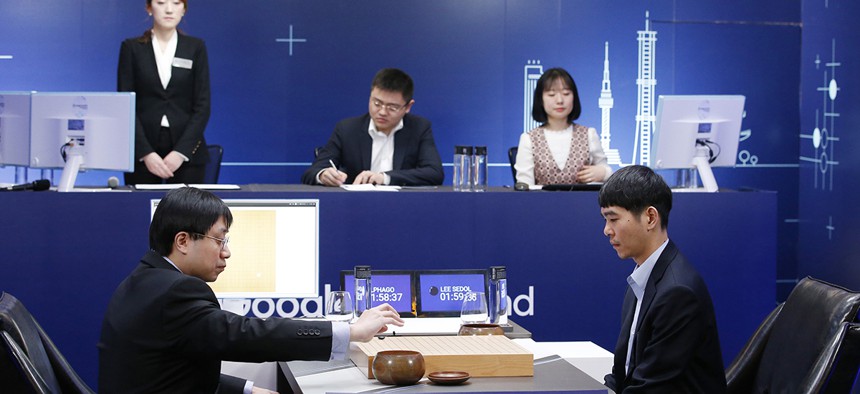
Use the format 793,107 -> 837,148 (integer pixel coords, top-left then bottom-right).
513,339 -> 613,385
224,339 -> 613,393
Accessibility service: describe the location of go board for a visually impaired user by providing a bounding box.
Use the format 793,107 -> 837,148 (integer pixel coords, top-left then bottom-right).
350,335 -> 534,378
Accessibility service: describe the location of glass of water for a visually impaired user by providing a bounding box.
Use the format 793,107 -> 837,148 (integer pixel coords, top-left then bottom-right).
460,291 -> 489,324
326,291 -> 354,322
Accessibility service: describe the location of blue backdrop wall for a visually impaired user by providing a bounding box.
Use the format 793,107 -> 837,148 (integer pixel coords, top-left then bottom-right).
0,0 -> 803,294
798,0 -> 860,291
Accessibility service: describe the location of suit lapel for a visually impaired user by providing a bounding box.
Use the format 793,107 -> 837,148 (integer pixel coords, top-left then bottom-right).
635,240 -> 676,333
165,34 -> 190,91
138,40 -> 162,91
392,115 -> 410,170
618,287 -> 637,353
610,287 -> 636,387
360,115 -> 372,170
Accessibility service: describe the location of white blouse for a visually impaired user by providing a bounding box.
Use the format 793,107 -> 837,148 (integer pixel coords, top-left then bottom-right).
151,31 -> 177,127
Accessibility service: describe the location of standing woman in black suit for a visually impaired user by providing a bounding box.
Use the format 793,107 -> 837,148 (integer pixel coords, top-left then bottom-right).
119,0 -> 210,185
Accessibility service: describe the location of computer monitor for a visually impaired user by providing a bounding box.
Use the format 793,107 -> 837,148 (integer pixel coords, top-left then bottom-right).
651,95 -> 745,192
416,269 -> 488,317
29,92 -> 135,191
0,92 -> 32,172
150,198 -> 321,299
339,270 -> 415,316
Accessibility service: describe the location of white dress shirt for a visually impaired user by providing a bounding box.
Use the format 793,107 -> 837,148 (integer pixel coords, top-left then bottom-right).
367,118 -> 404,185
314,118 -> 405,185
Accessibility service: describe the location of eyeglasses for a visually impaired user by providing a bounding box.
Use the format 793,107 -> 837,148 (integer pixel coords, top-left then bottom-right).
194,233 -> 230,251
371,98 -> 407,113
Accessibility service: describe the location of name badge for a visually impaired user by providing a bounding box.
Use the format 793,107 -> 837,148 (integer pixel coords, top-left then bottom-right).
172,57 -> 193,69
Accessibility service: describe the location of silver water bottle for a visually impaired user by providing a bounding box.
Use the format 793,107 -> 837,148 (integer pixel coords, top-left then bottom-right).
354,265 -> 372,316
488,266 -> 508,325
472,146 -> 488,192
453,145 -> 473,191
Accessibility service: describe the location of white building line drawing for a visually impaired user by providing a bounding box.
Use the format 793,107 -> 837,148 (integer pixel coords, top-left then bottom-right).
799,38 -> 840,191
632,11 -> 657,166
736,110 -> 759,166
0,55 -> 13,60
598,42 -> 622,165
523,60 -> 543,133
275,25 -> 307,56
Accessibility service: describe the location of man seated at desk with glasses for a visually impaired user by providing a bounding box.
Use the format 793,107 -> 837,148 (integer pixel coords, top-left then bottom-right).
98,187 -> 403,394
301,68 -> 444,187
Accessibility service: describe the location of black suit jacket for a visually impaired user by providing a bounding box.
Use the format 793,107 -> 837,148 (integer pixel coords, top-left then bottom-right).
301,113 -> 444,186
118,33 -> 209,164
604,240 -> 727,393
98,251 -> 333,394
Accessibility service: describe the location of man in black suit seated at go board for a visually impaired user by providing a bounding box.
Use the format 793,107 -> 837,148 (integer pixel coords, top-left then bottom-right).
98,187 -> 403,393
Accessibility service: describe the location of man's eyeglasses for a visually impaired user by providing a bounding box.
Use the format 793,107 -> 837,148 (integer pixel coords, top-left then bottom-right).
371,98 -> 406,113
194,233 -> 229,251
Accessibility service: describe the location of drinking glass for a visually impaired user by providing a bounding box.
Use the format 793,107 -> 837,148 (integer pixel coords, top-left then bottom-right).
460,291 -> 489,324
326,291 -> 354,322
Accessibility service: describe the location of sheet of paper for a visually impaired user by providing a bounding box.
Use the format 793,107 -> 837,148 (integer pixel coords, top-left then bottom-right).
340,184 -> 400,191
187,184 -> 241,190
383,317 -> 462,336
133,183 -> 187,190
68,188 -> 132,192
400,185 -> 438,190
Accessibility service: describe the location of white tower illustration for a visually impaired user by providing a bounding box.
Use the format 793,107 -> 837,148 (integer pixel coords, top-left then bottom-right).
800,38 -> 841,192
523,60 -> 543,133
598,42 -> 621,165
632,11 -> 657,166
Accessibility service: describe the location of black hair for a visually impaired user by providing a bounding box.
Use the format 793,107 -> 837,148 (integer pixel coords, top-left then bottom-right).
531,67 -> 582,124
146,0 -> 188,6
149,187 -> 233,256
598,165 -> 672,229
371,68 -> 414,104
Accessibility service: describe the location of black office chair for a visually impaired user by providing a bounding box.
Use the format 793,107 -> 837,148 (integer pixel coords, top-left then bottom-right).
725,277 -> 860,393
0,292 -> 95,394
808,321 -> 860,393
508,146 -> 518,183
202,144 -> 223,184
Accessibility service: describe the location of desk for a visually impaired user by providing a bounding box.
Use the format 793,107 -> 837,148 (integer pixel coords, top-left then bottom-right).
276,340 -> 613,393
0,186 -> 775,388
222,318 -> 533,389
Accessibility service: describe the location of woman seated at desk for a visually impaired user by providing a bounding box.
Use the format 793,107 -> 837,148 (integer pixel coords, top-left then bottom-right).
515,67 -> 612,186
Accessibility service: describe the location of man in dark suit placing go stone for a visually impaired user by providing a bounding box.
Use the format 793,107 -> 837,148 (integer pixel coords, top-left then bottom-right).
98,187 -> 403,393
301,68 -> 444,187
598,165 -> 727,393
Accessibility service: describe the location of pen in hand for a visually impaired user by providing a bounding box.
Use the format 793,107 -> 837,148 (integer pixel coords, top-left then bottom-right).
326,159 -> 347,186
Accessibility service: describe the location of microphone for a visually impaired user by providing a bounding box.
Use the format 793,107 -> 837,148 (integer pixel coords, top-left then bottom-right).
0,179 -> 51,191
107,176 -> 119,189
